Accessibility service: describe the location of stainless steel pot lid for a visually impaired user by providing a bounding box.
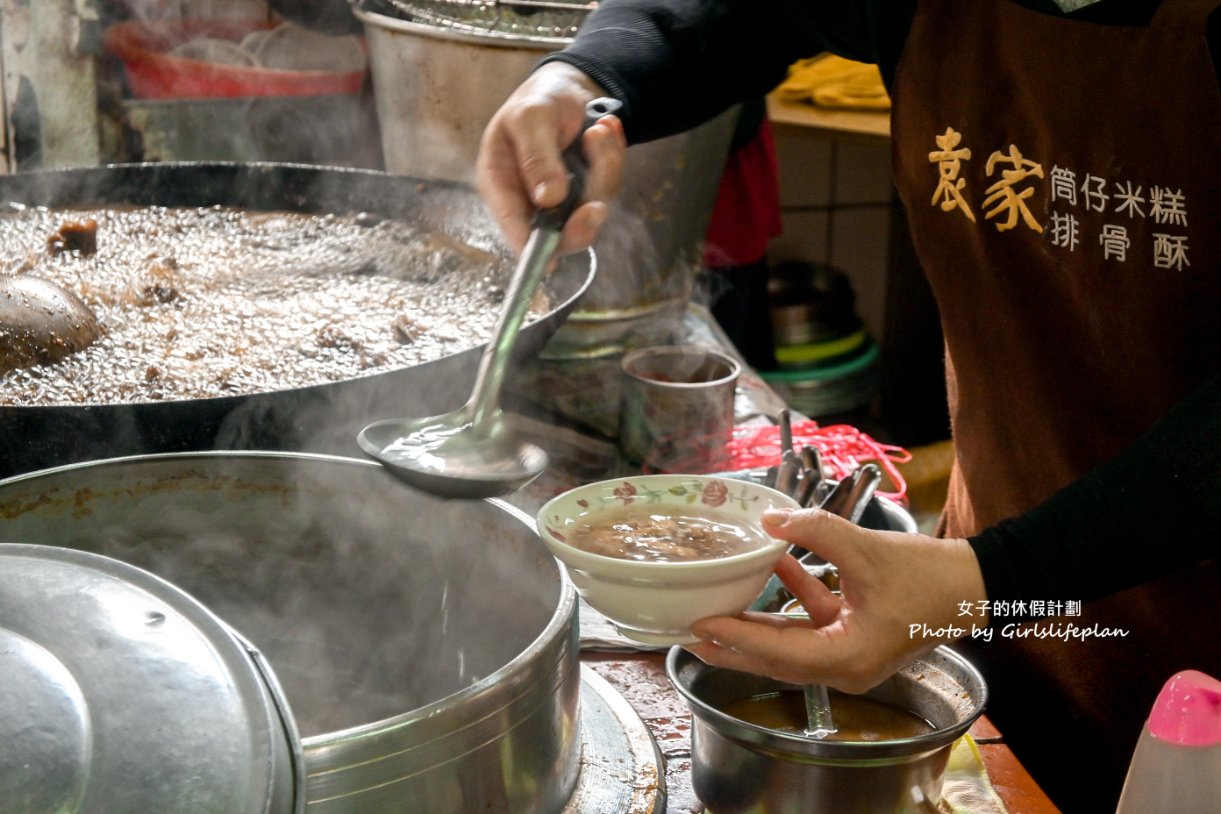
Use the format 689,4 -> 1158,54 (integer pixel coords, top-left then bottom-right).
0,544 -> 303,814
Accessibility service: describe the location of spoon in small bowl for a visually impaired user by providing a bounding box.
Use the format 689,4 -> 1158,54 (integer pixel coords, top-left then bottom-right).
792,464 -> 882,739
803,683 -> 838,739
359,98 -> 622,499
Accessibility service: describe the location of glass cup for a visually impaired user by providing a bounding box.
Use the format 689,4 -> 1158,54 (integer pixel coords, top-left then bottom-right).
618,345 -> 741,473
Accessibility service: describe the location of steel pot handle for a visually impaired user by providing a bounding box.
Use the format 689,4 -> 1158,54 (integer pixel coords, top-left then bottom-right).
230,626 -> 308,814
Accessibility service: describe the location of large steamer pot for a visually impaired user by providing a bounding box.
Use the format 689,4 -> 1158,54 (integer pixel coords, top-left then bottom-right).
0,162 -> 595,479
355,3 -> 739,357
0,452 -> 582,813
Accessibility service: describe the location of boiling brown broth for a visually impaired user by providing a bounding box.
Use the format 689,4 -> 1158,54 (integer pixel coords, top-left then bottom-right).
720,690 -> 935,741
0,204 -> 526,406
568,504 -> 768,562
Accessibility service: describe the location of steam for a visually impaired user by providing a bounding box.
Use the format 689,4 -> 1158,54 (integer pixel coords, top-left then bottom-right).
547,112 -> 738,355
123,0 -> 272,23
0,166 -> 549,478
582,198 -> 697,320
0,456 -> 562,737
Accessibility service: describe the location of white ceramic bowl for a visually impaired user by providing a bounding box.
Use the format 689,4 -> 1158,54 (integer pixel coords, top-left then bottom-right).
536,475 -> 800,646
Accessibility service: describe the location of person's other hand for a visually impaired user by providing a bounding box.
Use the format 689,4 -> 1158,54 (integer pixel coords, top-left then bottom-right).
685,508 -> 988,694
476,62 -> 627,256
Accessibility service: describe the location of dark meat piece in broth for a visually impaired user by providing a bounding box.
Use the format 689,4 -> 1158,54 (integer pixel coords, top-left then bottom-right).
46,219 -> 99,257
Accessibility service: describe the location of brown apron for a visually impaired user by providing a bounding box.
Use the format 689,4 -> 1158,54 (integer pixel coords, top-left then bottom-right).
890,1 -> 1221,809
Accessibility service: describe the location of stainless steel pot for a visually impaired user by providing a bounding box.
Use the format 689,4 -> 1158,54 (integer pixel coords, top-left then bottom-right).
355,4 -> 738,357
0,452 -> 582,813
667,647 -> 987,814
0,163 -> 595,479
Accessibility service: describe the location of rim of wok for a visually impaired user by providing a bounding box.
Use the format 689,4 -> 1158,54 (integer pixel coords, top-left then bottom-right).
0,161 -> 596,409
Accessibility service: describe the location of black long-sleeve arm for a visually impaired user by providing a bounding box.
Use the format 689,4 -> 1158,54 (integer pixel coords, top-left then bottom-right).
539,0 -> 914,144
538,0 -> 1214,142
969,373 -> 1221,617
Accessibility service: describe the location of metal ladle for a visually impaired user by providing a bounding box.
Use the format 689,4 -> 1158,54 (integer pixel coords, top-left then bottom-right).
773,436 -> 883,740
803,683 -> 838,739
796,463 -> 883,738
770,421 -> 840,739
358,98 -> 622,499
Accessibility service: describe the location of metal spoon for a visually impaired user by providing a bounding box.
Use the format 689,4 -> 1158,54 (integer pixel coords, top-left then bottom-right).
767,408 -> 795,491
794,460 -> 844,740
789,462 -> 884,568
792,444 -> 824,507
817,462 -> 883,527
800,444 -> 825,500
795,463 -> 846,740
0,275 -> 100,374
358,98 -> 622,499
795,463 -> 881,739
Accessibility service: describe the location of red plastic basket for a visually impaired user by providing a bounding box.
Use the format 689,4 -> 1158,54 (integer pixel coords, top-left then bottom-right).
104,20 -> 366,99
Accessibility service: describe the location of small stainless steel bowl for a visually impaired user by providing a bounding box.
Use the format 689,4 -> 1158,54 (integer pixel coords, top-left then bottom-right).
667,646 -> 987,813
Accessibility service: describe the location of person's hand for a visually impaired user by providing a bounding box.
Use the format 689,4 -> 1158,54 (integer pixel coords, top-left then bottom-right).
685,508 -> 988,694
476,62 -> 627,255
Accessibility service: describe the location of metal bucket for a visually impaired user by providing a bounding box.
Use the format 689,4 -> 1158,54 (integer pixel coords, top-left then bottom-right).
0,452 -> 581,813
668,646 -> 987,813
355,4 -> 738,357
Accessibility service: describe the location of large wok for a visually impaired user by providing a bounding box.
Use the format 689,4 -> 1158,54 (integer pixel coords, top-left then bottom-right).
0,163 -> 595,479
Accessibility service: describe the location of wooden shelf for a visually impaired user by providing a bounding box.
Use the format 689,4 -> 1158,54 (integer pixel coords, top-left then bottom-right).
766,91 -> 891,144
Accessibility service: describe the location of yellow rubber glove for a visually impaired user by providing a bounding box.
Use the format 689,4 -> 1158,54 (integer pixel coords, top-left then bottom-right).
776,54 -> 891,111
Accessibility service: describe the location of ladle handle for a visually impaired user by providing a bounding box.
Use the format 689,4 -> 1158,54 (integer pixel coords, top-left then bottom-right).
466,97 -> 622,427
803,682 -> 837,738
531,97 -> 624,233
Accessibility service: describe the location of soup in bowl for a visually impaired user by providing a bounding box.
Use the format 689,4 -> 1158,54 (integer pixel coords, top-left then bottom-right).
536,475 -> 800,646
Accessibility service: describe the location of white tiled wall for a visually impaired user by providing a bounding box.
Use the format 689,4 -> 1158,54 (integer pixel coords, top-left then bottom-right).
767,124 -> 895,342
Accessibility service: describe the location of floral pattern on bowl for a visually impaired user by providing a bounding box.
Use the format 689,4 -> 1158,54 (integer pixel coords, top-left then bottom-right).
536,475 -> 800,647
544,476 -> 767,545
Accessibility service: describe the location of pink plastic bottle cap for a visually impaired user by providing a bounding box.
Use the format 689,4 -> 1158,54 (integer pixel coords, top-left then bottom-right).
1147,670 -> 1221,746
